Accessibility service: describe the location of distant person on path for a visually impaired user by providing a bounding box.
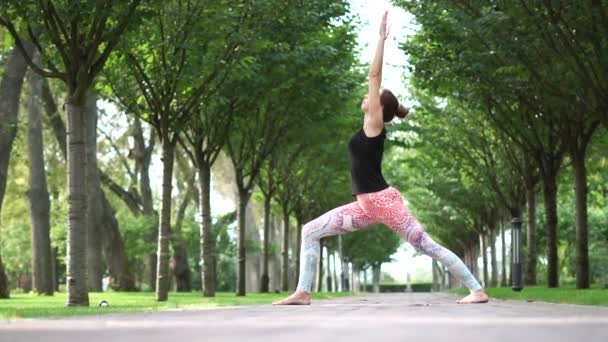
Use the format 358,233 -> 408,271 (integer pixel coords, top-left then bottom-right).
274,11 -> 488,305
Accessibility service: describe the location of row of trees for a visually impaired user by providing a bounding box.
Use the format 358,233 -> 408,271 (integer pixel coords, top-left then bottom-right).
0,0 -> 402,306
391,0 -> 608,289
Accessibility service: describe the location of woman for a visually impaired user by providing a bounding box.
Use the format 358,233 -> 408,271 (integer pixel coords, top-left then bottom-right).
274,11 -> 488,305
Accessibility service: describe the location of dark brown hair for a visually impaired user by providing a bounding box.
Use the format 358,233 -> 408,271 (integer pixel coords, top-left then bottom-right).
380,89 -> 409,122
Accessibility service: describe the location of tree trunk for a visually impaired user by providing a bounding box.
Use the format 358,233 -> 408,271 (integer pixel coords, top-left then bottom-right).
351,264 -> 358,292
155,136 -> 175,301
26,51 -> 54,295
198,161 -> 216,296
326,246 -> 332,292
172,186 -> 192,292
261,194 -> 271,293
317,240 -> 324,292
331,249 -> 338,292
133,118 -> 158,291
100,195 -> 136,290
295,219 -> 302,288
85,92 -> 104,292
501,223 -> 507,287
372,263 -> 381,293
525,187 -> 537,285
65,94 -> 90,306
236,190 -> 250,296
41,80 -> 135,291
0,255 -> 8,298
471,240 -> 479,280
339,235 -> 348,291
481,232 -> 488,288
572,146 -> 590,289
490,226 -> 497,287
0,45 -> 32,298
281,206 -> 290,292
542,167 -> 560,287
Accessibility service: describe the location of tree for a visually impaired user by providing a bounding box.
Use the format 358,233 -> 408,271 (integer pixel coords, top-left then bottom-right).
0,43 -> 33,298
1,0 -> 142,306
177,0 -> 255,297
26,49 -> 54,295
107,0 -> 246,300
395,0 -> 579,287
341,224 -> 401,293
42,80 -> 136,291
225,0 -> 356,296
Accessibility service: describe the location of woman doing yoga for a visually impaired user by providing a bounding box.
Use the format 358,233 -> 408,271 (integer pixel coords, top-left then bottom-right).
274,11 -> 489,305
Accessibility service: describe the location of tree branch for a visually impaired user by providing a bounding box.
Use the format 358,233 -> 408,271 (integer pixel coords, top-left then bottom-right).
0,17 -> 64,79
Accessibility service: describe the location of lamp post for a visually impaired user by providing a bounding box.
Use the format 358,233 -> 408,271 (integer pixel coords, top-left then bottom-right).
511,217 -> 523,292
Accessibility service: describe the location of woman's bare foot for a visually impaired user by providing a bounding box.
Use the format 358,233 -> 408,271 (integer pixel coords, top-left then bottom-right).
273,291 -> 311,305
457,289 -> 489,304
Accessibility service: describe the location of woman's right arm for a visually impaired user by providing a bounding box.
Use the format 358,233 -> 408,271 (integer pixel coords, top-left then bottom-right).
367,11 -> 390,130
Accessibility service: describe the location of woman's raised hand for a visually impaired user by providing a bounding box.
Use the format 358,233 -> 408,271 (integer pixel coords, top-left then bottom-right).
379,10 -> 391,41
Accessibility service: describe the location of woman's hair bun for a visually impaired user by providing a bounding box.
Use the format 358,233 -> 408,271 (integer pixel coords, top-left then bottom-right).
395,104 -> 409,118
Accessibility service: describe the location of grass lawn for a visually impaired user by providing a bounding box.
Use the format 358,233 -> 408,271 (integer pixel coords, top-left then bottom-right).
0,291 -> 354,320
450,285 -> 608,306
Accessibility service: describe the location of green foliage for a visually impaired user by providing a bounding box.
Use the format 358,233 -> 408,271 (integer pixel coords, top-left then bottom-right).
392,0 -> 608,285
341,224 -> 401,269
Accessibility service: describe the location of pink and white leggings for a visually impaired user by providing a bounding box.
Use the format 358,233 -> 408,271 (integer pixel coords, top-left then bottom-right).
296,186 -> 482,293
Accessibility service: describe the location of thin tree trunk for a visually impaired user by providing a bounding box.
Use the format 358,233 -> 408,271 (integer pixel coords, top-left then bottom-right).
85,92 -> 104,292
100,196 -> 136,290
281,206 -> 290,292
133,117 -> 158,291
65,95 -> 90,306
295,219 -> 302,288
501,223 -> 507,287
326,245 -> 332,292
172,185 -> 192,292
236,190 -> 249,296
0,255 -> 8,298
261,194 -> 271,293
481,232 -> 488,288
331,249 -> 338,292
26,50 -> 54,295
525,187 -> 537,285
52,247 -> 59,291
490,226 -> 497,287
351,264 -> 358,292
572,146 -> 590,289
339,235 -> 348,291
471,240 -> 479,280
372,263 -> 381,293
198,161 -> 216,297
0,44 -> 32,298
542,167 -> 560,287
317,240 -> 324,292
155,136 -> 175,301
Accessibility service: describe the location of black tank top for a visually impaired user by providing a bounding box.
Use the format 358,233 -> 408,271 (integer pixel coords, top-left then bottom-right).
348,127 -> 389,195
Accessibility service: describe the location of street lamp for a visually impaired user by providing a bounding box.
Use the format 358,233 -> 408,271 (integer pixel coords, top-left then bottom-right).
511,217 -> 523,292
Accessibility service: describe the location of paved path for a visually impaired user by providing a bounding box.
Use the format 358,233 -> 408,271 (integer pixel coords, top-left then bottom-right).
1,293 -> 608,342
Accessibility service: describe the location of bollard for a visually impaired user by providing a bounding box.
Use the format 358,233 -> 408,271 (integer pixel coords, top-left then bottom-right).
511,217 -> 523,292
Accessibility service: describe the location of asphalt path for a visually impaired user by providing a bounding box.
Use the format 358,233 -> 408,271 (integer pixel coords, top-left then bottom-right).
1,292 -> 607,342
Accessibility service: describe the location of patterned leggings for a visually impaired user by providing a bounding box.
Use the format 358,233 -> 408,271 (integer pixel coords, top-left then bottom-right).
296,186 -> 482,293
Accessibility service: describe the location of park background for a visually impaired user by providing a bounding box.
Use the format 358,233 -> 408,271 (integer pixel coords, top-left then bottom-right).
0,0 -> 606,315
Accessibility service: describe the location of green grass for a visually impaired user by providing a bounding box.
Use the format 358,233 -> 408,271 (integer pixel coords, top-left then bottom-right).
449,285 -> 608,306
0,291 -> 354,320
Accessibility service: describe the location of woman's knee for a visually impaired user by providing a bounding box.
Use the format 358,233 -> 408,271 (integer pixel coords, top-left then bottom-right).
406,226 -> 425,250
302,220 -> 323,243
